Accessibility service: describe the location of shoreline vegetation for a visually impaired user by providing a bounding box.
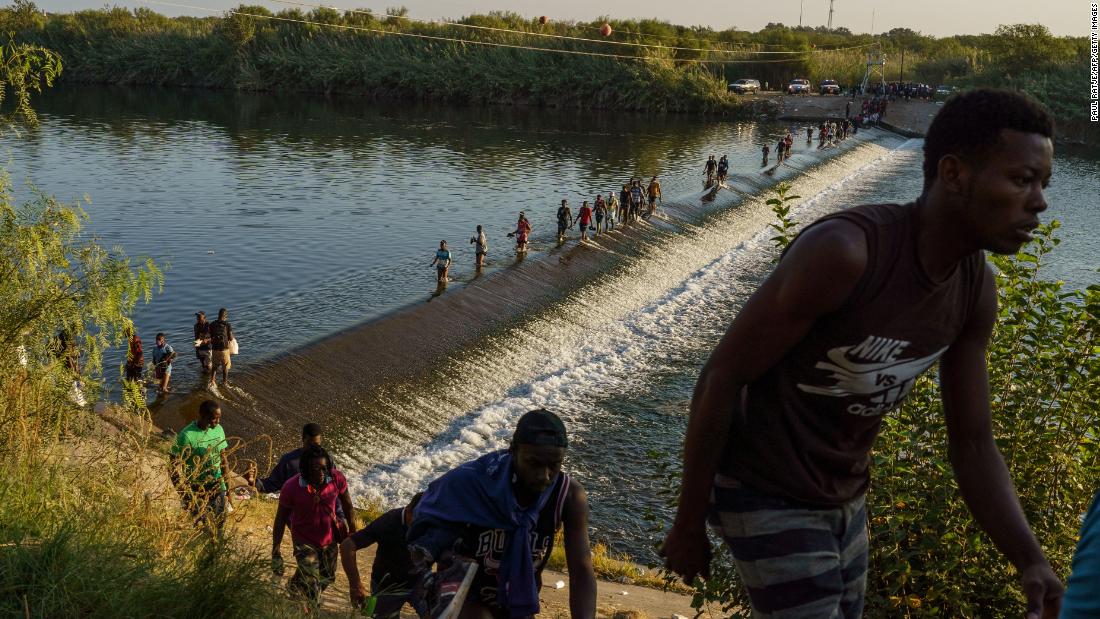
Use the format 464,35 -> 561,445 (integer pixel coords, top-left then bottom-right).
0,0 -> 1094,133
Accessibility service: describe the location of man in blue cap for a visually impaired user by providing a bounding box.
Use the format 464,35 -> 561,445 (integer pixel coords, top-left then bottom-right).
408,409 -> 597,619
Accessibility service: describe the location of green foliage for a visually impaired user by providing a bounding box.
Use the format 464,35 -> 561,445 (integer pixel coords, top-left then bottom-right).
0,176 -> 163,406
766,181 -> 800,254
865,222 -> 1099,616
0,37 -> 61,129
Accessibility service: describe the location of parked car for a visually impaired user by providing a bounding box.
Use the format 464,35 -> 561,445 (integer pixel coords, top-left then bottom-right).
935,84 -> 956,99
787,78 -> 811,95
728,78 -> 761,94
819,79 -> 840,95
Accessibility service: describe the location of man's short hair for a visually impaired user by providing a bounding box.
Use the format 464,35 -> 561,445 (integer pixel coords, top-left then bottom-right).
218,308 -> 228,319
923,89 -> 1054,189
155,332 -> 165,340
199,399 -> 219,419
300,444 -> 331,473
512,409 -> 568,448
302,423 -> 322,439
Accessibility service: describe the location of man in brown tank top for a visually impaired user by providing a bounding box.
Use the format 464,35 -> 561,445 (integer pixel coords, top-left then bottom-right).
662,90 -> 1062,618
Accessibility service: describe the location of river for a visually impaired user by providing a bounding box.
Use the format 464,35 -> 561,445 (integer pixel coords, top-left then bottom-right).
4,85 -> 1096,561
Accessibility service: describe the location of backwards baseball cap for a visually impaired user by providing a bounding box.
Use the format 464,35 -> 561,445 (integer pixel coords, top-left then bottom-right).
513,409 -> 568,448
195,311 -> 205,317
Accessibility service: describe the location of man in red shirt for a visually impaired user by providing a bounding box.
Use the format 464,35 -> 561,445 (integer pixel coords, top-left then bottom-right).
272,444 -> 357,603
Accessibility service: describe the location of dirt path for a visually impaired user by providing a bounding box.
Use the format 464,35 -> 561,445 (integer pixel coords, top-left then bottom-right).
232,497 -> 711,618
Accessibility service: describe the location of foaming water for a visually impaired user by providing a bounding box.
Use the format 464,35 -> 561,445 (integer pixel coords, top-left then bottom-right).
345,137 -> 917,556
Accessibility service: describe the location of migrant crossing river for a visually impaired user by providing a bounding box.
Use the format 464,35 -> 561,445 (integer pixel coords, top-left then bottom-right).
5,85 -> 1097,560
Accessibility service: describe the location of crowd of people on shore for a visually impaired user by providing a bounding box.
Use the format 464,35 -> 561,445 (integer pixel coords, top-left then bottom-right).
171,405 -> 596,618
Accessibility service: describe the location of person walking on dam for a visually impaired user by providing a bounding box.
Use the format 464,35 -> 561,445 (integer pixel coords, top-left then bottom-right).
208,308 -> 234,388
471,225 -> 488,269
647,176 -> 663,216
430,240 -> 451,283
556,200 -> 573,243
662,90 -> 1063,618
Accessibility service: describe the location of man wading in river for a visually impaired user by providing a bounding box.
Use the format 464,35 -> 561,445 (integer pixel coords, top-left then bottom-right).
662,90 -> 1063,618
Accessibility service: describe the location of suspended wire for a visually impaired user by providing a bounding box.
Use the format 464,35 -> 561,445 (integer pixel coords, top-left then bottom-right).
259,0 -> 872,55
138,0 -> 825,64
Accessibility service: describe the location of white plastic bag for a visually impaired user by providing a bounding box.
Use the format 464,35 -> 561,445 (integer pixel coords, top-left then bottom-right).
229,338 -> 240,355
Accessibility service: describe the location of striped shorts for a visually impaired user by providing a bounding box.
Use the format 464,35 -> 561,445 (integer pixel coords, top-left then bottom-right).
708,474 -> 868,618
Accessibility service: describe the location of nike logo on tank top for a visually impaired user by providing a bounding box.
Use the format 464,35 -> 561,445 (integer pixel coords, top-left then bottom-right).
720,202 -> 987,506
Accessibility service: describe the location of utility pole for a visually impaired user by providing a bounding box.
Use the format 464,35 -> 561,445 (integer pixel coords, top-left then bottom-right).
799,0 -> 804,28
827,0 -> 835,30
900,48 -> 904,82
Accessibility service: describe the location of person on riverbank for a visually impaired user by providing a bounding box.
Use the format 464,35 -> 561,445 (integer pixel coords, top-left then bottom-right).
775,138 -> 786,164
511,212 -> 531,254
662,90 -> 1063,618
716,158 -> 729,184
272,444 -> 357,604
807,125 -> 813,144
703,155 -> 717,182
578,201 -> 593,241
340,493 -> 423,617
606,191 -> 618,231
430,240 -> 451,283
124,327 -> 144,383
170,399 -> 229,533
408,409 -> 597,618
761,143 -> 770,167
193,311 -> 212,373
1061,490 -> 1100,618
208,308 -> 234,388
248,422 -> 326,493
647,176 -> 663,216
151,332 -> 176,395
593,195 -> 607,237
784,133 -> 794,159
470,225 -> 488,270
556,200 -> 573,243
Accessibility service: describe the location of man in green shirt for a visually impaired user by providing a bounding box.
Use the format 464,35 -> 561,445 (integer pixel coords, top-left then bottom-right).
170,399 -> 230,532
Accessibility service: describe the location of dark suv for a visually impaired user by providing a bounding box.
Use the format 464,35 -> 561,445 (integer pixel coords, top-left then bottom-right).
819,79 -> 840,95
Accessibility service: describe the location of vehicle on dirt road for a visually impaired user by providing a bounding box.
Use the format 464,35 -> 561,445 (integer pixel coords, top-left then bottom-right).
728,78 -> 761,94
787,78 -> 811,95
819,79 -> 840,95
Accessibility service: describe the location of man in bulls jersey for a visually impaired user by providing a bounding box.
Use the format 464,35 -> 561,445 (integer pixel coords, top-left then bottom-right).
408,409 -> 597,618
662,90 -> 1063,618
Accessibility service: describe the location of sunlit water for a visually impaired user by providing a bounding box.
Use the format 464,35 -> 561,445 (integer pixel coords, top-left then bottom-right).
4,85 -> 1096,560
